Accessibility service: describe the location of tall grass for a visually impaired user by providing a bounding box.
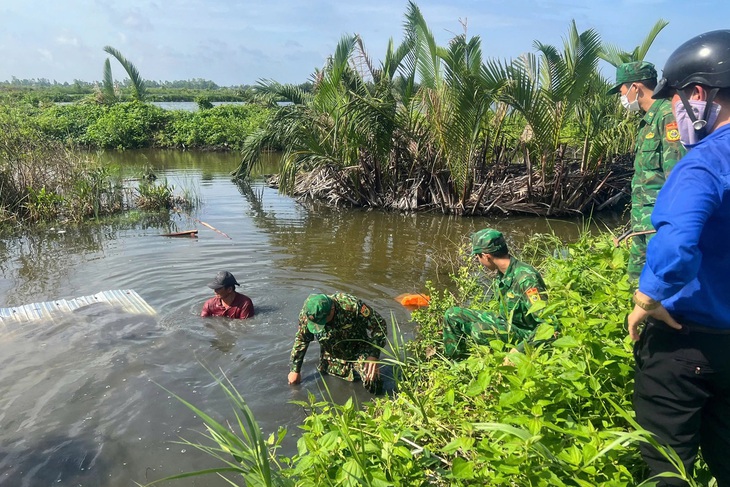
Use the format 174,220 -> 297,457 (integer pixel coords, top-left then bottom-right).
146,370 -> 291,487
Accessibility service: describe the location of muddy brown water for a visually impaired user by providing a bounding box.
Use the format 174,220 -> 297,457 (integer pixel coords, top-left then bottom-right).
0,150 -> 624,486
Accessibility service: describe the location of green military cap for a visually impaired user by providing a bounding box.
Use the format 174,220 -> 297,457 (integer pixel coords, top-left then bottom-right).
607,61 -> 658,94
303,293 -> 332,334
471,228 -> 508,255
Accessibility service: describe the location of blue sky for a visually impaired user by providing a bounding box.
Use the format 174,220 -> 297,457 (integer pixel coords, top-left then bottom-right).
0,0 -> 727,87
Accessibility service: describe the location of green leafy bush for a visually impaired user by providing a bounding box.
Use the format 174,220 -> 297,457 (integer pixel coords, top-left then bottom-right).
28,99 -> 271,151
161,104 -> 270,150
83,101 -> 169,149
35,103 -> 104,145
0,103 -> 197,223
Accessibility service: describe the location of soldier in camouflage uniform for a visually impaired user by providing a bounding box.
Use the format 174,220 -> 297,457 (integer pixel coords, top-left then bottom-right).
443,229 -> 548,359
287,293 -> 387,393
608,61 -> 687,280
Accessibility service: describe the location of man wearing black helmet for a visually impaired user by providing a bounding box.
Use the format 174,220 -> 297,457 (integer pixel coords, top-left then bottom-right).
626,30 -> 730,486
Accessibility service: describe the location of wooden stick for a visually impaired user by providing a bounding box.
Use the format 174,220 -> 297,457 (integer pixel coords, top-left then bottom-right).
193,218 -> 232,239
174,209 -> 232,239
160,230 -> 198,238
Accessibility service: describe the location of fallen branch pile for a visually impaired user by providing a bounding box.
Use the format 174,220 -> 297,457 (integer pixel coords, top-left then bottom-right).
267,156 -> 634,216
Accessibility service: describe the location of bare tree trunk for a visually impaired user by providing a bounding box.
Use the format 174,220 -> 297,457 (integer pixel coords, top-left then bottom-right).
523,143 -> 532,198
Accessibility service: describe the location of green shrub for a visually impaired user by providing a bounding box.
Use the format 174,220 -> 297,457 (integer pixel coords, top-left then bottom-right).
162,104 -> 270,150
30,99 -> 271,151
35,103 -> 105,145
84,101 -> 169,149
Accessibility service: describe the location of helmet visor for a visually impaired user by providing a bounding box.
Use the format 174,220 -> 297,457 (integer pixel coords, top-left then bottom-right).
652,77 -> 671,99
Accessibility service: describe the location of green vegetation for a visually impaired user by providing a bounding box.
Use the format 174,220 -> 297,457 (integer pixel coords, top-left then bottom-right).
153,232 -> 714,486
1,46 -> 273,153
233,3 -> 666,216
0,77 -> 310,104
2,99 -> 271,151
0,104 -> 194,224
158,104 -> 271,150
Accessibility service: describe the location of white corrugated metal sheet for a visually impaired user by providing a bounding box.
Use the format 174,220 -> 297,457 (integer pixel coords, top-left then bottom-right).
0,289 -> 156,323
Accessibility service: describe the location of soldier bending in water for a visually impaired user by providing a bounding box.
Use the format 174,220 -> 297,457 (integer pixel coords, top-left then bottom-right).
287,293 -> 387,393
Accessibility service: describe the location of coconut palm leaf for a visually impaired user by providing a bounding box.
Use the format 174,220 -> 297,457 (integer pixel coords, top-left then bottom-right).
101,58 -> 116,104
403,0 -> 442,89
254,79 -> 313,106
599,42 -> 633,67
599,19 -> 669,66
103,45 -> 147,101
635,18 -> 669,61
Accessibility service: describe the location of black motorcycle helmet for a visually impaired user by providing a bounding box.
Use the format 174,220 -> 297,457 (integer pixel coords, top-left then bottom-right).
653,29 -> 730,98
653,30 -> 730,136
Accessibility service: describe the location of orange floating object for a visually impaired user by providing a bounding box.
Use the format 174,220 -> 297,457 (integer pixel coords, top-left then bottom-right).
396,293 -> 430,308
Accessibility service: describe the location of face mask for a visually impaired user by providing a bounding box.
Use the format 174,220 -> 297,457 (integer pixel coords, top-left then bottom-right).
673,99 -> 721,147
620,85 -> 641,112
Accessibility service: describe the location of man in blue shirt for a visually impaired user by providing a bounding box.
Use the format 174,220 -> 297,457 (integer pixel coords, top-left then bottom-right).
627,30 -> 730,487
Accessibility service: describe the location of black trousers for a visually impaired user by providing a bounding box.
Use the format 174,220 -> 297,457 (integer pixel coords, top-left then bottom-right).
633,320 -> 730,487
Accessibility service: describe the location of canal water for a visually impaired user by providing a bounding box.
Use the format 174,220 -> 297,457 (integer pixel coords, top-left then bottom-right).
0,150 -> 623,486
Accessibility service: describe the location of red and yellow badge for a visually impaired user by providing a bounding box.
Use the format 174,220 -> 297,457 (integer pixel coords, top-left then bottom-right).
525,287 -> 542,304
360,304 -> 371,317
666,122 -> 680,142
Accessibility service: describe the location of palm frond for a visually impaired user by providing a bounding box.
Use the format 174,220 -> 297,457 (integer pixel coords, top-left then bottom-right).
103,45 -> 147,101
101,58 -> 116,104
634,19 -> 669,61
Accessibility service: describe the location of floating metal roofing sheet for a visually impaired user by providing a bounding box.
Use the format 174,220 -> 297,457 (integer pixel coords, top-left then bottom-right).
0,289 -> 156,323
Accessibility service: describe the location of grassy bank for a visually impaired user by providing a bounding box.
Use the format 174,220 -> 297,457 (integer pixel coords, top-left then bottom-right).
152,232 -> 714,486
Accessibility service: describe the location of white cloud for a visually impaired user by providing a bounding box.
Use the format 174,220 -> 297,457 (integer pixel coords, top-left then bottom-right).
56,35 -> 79,47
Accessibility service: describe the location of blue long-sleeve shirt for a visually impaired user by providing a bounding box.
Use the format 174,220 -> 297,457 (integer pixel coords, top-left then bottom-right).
639,123 -> 730,329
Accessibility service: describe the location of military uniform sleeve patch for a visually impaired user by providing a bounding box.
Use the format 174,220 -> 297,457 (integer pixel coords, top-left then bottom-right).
666,122 -> 680,142
360,304 -> 371,317
525,287 -> 542,304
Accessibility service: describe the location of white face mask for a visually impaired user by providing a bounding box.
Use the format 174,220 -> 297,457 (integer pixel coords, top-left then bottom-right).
620,84 -> 641,112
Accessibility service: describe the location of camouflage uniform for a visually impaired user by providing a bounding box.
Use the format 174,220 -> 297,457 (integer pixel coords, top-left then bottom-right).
628,98 -> 686,278
289,293 -> 387,392
443,229 -> 548,358
608,61 -> 686,280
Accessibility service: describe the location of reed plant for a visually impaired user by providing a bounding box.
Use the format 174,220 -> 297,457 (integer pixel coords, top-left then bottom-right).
145,370 -> 292,487
135,178 -> 199,212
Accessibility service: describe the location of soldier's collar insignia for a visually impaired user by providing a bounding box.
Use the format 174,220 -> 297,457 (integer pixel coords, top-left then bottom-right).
645,132 -> 655,139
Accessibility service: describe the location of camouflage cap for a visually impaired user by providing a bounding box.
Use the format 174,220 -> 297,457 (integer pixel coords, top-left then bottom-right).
607,61 -> 658,94
471,228 -> 508,255
303,294 -> 332,334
